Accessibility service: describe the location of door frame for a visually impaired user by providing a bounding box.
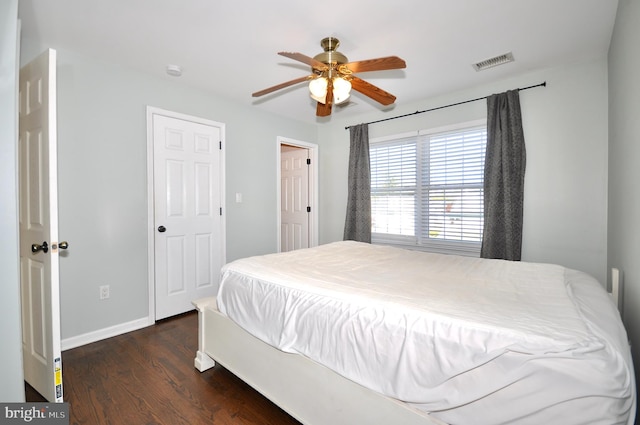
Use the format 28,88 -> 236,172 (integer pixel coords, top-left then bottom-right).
146,106 -> 226,323
276,137 -> 318,252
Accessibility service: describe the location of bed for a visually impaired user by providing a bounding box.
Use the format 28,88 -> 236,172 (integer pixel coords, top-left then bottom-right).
194,241 -> 636,425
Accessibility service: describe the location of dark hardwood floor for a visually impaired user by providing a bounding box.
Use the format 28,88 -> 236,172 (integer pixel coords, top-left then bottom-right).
28,311 -> 301,425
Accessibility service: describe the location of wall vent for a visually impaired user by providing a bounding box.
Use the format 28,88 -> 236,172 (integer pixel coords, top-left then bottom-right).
472,52 -> 514,72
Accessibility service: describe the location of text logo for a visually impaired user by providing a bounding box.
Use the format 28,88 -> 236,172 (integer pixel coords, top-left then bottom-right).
0,403 -> 69,425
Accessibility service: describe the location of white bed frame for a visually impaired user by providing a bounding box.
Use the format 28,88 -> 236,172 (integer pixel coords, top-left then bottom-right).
193,297 -> 446,425
192,269 -> 624,425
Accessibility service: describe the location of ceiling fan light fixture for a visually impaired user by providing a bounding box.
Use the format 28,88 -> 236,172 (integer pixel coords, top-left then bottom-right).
309,77 -> 328,103
332,77 -> 351,104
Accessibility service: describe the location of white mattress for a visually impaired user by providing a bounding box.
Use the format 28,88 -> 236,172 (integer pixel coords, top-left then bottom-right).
216,241 -> 636,425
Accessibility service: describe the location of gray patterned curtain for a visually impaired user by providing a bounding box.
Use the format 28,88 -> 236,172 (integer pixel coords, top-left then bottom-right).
481,90 -> 526,260
343,124 -> 371,242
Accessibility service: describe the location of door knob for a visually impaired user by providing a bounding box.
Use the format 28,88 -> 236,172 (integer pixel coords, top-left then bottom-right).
31,241 -> 49,254
158,226 -> 166,233
52,241 -> 69,250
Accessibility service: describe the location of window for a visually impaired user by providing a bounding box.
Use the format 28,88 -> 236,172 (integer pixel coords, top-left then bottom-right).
370,122 -> 487,256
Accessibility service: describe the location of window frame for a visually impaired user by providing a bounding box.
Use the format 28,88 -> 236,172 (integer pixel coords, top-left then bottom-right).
370,120 -> 486,257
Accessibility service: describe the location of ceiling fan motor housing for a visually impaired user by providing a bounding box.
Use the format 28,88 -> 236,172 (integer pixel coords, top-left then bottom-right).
313,37 -> 348,66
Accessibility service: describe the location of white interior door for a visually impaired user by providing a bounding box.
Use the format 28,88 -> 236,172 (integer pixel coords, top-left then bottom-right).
19,48 -> 64,402
152,112 -> 224,320
281,146 -> 310,252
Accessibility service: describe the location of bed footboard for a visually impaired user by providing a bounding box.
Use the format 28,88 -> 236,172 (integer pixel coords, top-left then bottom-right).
192,296 -> 445,425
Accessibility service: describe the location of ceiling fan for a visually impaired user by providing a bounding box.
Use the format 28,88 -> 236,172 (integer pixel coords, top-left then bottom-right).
252,37 -> 407,117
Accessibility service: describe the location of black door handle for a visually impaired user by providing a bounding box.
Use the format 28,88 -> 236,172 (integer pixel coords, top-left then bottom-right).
158,226 -> 166,233
31,241 -> 49,253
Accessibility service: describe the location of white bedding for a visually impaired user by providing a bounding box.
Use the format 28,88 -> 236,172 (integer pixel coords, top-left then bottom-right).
216,241 -> 635,425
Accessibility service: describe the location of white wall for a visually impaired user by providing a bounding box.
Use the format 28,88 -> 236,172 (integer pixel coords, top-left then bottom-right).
18,44 -> 317,342
0,0 -> 25,402
318,59 -> 610,285
608,0 -> 640,379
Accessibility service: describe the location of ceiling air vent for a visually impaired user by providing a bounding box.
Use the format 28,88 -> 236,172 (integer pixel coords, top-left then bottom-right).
472,52 -> 514,72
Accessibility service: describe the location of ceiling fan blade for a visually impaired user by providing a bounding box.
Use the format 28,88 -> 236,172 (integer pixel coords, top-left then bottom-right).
252,75 -> 313,97
316,85 -> 333,117
278,52 -> 328,71
350,77 -> 397,106
343,56 -> 406,73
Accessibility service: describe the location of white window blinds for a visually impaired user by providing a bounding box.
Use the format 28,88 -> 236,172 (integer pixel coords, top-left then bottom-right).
370,123 -> 487,256
370,137 -> 417,236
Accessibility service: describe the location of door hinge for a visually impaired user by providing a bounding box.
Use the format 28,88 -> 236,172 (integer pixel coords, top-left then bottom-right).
307,206 -> 311,213
306,158 -> 311,165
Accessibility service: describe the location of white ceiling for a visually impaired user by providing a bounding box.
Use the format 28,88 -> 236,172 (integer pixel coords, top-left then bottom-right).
18,0 -> 618,125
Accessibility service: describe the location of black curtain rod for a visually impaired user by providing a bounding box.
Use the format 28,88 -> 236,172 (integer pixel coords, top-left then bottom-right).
344,81 -> 546,130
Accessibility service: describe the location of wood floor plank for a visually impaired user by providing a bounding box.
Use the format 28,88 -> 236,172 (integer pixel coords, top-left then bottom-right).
54,312 -> 301,425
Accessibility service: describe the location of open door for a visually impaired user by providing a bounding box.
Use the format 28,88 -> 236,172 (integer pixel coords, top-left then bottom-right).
277,137 -> 318,252
19,48 -> 65,402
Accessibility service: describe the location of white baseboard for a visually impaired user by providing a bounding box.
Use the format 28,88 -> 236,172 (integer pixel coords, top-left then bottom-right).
61,316 -> 153,351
